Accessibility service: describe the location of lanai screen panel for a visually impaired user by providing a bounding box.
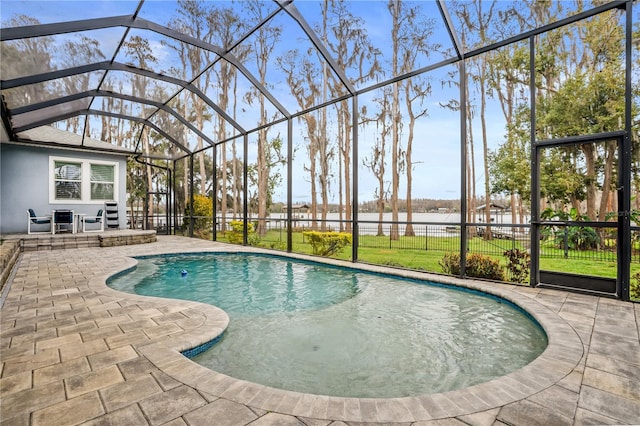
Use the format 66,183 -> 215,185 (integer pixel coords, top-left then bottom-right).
136,0 -> 280,46
2,71 -> 107,110
215,136 -> 245,227
165,94 -> 226,144
100,71 -> 182,105
192,61 -> 284,133
1,1 -> 135,25
11,99 -> 92,130
534,8 -> 626,139
290,0 -> 454,89
143,127 -> 189,159
228,5 -> 349,117
0,27 -> 124,80
114,28 -> 218,83
444,0 -> 606,52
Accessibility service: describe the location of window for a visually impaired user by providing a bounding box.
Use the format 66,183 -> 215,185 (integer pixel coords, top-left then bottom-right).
54,160 -> 82,200
90,164 -> 114,200
50,156 -> 118,203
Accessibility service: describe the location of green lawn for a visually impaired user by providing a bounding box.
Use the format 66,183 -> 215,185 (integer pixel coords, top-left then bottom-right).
210,229 -> 639,299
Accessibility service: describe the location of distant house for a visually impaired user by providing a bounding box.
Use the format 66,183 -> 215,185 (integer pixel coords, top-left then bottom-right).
475,202 -> 507,223
283,204 -> 310,218
0,126 -> 132,234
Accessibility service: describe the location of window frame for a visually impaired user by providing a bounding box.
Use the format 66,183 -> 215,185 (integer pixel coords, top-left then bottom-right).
49,156 -> 118,204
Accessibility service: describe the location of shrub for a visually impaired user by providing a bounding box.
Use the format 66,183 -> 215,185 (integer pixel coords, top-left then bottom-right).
631,272 -> 640,300
227,220 -> 260,246
439,252 -> 461,275
466,253 -> 505,281
556,226 -> 599,251
440,252 -> 505,281
183,194 -> 212,239
268,241 -> 287,251
504,248 -> 531,284
303,231 -> 352,256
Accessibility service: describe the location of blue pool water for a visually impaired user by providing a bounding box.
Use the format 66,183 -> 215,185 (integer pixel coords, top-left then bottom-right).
108,252 -> 547,398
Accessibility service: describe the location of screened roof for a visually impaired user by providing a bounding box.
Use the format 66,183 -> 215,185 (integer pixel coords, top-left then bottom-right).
0,0 -> 625,160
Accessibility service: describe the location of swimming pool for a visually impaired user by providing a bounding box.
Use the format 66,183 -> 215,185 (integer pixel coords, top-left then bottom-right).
108,252 -> 547,398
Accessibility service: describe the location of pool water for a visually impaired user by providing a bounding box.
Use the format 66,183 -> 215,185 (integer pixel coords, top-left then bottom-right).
108,252 -> 547,398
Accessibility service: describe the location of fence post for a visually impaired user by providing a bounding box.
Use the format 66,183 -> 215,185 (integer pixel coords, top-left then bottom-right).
389,225 -> 392,249
425,226 -> 428,251
564,227 -> 569,258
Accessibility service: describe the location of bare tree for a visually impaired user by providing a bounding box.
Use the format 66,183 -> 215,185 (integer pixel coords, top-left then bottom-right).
454,0 -> 497,239
168,0 -> 219,196
244,0 -> 282,236
386,0 -> 436,239
403,77 -> 431,236
324,0 -> 380,232
123,35 -> 158,227
207,5 -> 248,229
363,87 -> 392,236
278,51 -> 325,230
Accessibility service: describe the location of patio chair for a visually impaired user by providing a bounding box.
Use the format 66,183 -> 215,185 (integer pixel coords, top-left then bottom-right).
82,209 -> 104,232
52,209 -> 75,234
27,209 -> 52,234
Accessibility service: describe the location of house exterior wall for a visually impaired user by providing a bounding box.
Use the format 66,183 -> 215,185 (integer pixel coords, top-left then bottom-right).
1,143 -> 128,234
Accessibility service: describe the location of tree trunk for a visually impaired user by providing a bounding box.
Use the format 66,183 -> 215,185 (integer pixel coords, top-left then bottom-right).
342,102 -> 352,233
389,1 -> 401,241
598,141 -> 617,222
583,143 -> 597,221
480,73 -> 492,240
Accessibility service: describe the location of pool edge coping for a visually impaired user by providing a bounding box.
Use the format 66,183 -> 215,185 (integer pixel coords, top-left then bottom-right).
95,245 -> 584,423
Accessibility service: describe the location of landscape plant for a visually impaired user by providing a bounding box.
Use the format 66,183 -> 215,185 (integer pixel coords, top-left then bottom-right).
631,272 -> 640,300
227,220 -> 260,246
183,194 -> 213,239
439,252 -> 505,281
540,208 -> 599,250
303,231 -> 352,257
503,248 -> 531,283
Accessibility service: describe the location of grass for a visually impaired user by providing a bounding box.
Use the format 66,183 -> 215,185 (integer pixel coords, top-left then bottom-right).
207,229 -> 639,299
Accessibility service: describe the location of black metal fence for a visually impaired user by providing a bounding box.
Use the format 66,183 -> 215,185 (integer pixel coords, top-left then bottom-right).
175,216 -> 638,263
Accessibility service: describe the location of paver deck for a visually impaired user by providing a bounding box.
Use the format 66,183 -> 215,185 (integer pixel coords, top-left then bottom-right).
1,236 -> 639,425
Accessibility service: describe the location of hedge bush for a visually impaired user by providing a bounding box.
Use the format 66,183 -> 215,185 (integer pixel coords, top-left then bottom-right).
303,231 -> 352,256
440,252 -> 505,281
183,194 -> 212,239
227,220 -> 260,246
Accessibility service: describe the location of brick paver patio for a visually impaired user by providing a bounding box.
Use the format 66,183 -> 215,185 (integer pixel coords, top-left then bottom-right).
1,236 -> 639,425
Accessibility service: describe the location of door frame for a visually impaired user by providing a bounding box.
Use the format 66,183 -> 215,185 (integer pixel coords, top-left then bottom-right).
530,131 -> 630,300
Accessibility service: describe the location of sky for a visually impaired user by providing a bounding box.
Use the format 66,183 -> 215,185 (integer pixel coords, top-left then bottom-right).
1,0 -> 522,202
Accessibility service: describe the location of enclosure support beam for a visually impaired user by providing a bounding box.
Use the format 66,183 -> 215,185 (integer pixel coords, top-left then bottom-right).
352,95 -> 359,263
436,0 -> 463,60
287,119 -> 293,253
189,154 -> 194,238
173,160 -> 178,235
212,144 -> 218,242
243,134 -> 249,246
167,162 -> 172,236
529,35 -> 540,288
459,60 -> 467,278
619,0 -> 633,301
